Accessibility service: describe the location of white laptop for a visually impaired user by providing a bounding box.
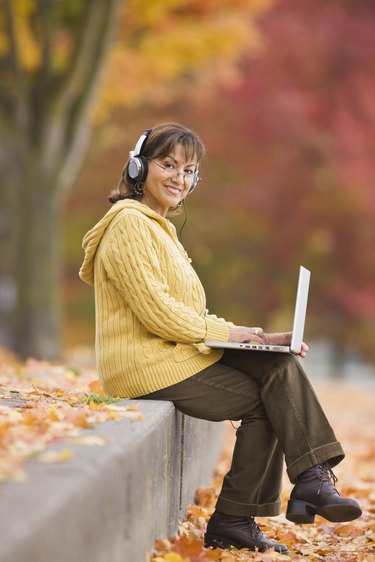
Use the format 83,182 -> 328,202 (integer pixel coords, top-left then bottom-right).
205,266 -> 311,354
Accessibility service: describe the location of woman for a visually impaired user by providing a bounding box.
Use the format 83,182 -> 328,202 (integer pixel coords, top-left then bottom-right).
79,123 -> 361,554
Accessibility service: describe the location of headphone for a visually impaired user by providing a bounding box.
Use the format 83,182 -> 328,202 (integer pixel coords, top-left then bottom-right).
127,128 -> 200,193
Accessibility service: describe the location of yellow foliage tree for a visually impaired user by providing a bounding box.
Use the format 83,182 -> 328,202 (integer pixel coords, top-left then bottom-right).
0,0 -> 272,359
99,0 -> 268,114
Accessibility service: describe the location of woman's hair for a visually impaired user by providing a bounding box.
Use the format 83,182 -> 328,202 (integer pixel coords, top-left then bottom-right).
109,122 -> 205,209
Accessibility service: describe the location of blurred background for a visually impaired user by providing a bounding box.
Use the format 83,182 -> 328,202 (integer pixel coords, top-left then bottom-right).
0,0 -> 374,380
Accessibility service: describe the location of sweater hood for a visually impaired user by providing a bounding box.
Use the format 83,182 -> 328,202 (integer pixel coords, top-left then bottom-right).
79,199 -> 170,285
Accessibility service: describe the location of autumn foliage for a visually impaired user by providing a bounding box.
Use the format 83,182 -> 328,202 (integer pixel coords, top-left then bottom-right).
98,0 -> 272,116
0,349 -> 142,483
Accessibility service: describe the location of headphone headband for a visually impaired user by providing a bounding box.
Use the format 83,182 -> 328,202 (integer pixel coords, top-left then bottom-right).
129,128 -> 152,159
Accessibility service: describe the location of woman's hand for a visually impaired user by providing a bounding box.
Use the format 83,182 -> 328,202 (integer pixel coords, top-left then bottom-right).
265,331 -> 293,346
228,326 -> 270,344
265,331 -> 309,358
228,327 -> 309,358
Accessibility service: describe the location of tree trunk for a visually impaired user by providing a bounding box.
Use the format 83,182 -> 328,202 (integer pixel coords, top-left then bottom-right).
0,0 -> 123,359
0,180 -> 18,349
13,175 -> 62,359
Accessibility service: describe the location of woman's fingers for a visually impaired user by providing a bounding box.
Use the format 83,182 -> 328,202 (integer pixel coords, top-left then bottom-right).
265,331 -> 292,345
298,342 -> 309,358
228,326 -> 268,343
248,327 -> 269,344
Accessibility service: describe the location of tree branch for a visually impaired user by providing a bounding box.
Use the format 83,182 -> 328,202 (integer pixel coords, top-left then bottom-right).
2,0 -> 30,132
39,0 -> 123,191
2,0 -> 20,81
36,0 -> 53,87
30,0 -> 55,145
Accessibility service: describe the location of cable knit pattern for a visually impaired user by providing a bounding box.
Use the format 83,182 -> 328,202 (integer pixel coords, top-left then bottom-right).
79,200 -> 230,398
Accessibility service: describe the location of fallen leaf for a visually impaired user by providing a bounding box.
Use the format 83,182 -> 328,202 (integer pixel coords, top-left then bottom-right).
333,524 -> 364,537
66,435 -> 107,446
126,402 -> 140,411
37,448 -> 73,463
163,554 -> 184,562
88,380 -> 105,395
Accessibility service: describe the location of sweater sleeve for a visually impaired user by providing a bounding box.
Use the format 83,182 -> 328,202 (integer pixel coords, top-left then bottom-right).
101,215 -> 229,344
205,310 -> 234,329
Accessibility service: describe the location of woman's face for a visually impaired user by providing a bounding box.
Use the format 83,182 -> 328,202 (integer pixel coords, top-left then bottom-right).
141,143 -> 197,217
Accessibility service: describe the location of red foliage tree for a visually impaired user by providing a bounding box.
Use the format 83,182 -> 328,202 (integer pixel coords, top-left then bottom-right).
181,0 -> 375,363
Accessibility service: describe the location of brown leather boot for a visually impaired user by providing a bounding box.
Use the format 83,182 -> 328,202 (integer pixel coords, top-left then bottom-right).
204,510 -> 288,554
286,462 -> 362,524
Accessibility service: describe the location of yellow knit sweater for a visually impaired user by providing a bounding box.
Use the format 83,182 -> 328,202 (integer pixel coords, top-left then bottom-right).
79,200 -> 230,398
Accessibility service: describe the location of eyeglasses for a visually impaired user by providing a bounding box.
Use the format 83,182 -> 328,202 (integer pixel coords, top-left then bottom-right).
152,160 -> 200,185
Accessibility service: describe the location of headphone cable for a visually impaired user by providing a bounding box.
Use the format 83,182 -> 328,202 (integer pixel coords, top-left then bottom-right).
178,200 -> 188,246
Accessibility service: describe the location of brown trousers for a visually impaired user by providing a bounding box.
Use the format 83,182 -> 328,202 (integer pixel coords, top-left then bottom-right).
141,350 -> 344,517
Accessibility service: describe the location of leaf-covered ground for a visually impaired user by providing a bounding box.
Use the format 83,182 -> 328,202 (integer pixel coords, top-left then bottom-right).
1,348 -> 373,560
0,348 -> 143,484
149,381 -> 375,562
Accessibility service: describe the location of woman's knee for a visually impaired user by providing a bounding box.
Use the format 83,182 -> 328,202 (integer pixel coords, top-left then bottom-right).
273,353 -> 301,373
260,353 -> 305,386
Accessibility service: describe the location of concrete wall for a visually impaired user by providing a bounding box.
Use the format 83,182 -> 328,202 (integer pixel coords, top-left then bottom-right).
0,401 -> 223,562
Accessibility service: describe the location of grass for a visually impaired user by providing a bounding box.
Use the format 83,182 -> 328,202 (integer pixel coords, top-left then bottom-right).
85,393 -> 121,405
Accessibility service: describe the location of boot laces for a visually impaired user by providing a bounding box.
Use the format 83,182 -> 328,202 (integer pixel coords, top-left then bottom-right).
248,517 -> 263,539
317,462 -> 338,495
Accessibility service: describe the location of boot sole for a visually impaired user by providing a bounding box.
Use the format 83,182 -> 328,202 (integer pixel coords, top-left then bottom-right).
286,499 -> 362,524
204,532 -> 288,554
204,532 -> 255,551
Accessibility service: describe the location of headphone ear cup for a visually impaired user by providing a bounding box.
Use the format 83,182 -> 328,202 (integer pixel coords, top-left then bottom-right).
128,156 -> 148,183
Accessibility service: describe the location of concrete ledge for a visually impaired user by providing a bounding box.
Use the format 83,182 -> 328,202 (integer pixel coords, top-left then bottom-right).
0,400 -> 223,562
